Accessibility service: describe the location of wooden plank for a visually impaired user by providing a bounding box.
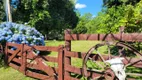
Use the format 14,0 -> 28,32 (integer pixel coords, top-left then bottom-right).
20,50 -> 27,75
64,29 -> 72,79
27,63 -> 58,76
27,63 -> 58,74
65,29 -> 71,51
7,42 -> 22,48
65,51 -> 85,58
27,51 -> 37,59
41,56 -> 58,62
27,57 -> 58,76
65,65 -> 82,75
27,63 -> 39,69
64,50 -> 71,78
32,46 -> 59,52
12,58 -> 22,64
9,63 -> 23,73
64,29 -> 72,80
58,45 -> 64,80
37,59 -> 57,76
65,65 -> 102,78
24,44 -> 59,52
4,43 -> 8,65
26,70 -> 56,80
65,33 -> 142,42
9,63 -> 20,69
7,49 -> 15,54
65,34 -> 121,41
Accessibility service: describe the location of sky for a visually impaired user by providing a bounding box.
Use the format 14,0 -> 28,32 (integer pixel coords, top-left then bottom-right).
75,0 -> 103,17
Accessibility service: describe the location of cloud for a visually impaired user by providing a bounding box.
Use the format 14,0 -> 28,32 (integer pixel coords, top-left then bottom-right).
75,3 -> 87,9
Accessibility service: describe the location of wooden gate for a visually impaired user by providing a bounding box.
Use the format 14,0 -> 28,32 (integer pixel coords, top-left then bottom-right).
5,42 -> 64,80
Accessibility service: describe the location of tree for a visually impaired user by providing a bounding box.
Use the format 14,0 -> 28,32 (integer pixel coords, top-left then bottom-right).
73,13 -> 92,34
87,0 -> 142,33
0,0 -> 79,40
103,0 -> 140,8
0,0 -> 5,22
4,0 -> 12,22
47,0 -> 78,39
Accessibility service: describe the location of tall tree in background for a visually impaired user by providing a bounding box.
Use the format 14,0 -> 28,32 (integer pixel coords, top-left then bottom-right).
73,13 -> 92,34
47,0 -> 78,39
0,0 -> 78,39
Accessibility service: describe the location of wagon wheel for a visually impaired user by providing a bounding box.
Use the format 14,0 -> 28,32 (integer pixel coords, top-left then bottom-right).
82,41 -> 142,80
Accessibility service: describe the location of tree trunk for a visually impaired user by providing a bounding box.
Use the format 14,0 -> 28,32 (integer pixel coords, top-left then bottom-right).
3,0 -> 12,22
7,0 -> 12,22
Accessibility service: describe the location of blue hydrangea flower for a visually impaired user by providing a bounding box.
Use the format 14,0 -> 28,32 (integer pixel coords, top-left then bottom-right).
0,22 -> 45,46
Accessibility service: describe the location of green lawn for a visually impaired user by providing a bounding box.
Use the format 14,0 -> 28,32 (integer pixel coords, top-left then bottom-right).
0,67 -> 34,80
0,40 -> 99,80
45,40 -> 100,52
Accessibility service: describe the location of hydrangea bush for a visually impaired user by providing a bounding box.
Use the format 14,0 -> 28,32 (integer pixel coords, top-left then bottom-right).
0,22 -> 45,46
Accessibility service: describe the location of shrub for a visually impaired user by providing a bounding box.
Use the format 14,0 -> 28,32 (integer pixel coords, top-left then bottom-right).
0,22 -> 45,46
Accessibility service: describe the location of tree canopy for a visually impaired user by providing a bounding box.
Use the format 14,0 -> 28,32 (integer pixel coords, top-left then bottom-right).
74,0 -> 142,34
0,0 -> 79,39
103,0 -> 140,8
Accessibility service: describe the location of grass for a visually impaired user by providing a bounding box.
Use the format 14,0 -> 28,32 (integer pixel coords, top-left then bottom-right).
45,40 -> 100,52
0,67 -> 34,80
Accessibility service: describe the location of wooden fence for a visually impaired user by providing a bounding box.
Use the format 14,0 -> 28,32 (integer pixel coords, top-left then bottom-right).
64,29 -> 142,80
4,29 -> 142,80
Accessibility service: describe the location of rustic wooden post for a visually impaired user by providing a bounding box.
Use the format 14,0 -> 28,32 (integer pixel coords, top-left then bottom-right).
64,29 -> 71,79
21,44 -> 27,75
119,26 -> 125,41
58,45 -> 64,80
4,43 -> 8,66
119,26 -> 125,55
65,29 -> 71,51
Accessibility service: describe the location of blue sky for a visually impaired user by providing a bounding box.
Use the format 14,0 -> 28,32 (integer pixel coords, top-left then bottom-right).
75,0 -> 103,16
